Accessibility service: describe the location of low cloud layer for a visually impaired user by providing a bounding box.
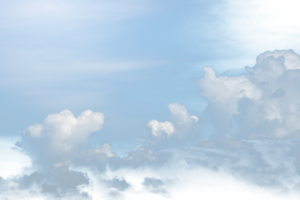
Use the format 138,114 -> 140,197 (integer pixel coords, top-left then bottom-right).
2,50 -> 300,199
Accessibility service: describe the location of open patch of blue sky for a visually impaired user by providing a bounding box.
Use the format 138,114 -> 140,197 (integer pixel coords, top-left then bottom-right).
2,0 -> 300,199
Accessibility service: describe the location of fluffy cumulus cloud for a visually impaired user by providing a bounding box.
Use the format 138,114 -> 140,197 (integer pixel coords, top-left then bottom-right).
4,50 -> 300,199
144,102 -> 201,154
20,110 -> 104,167
0,110 -> 105,199
185,50 -> 300,195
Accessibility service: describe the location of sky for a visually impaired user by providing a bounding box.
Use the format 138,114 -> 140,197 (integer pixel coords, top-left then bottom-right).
1,0 -> 300,199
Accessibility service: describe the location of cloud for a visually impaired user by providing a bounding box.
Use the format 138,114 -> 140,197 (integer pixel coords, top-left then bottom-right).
0,165 -> 90,199
3,110 -> 105,198
173,49 -> 300,196
198,50 -> 300,139
4,50 -> 300,199
144,102 -> 200,149
19,109 -> 104,168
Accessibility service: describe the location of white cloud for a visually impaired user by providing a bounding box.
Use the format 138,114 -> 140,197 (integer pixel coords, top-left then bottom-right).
4,49 -> 300,199
148,103 -> 198,137
256,50 -> 300,70
21,109 -> 104,166
198,50 -> 300,138
196,66 -> 261,141
1,110 -> 105,198
196,50 -> 300,199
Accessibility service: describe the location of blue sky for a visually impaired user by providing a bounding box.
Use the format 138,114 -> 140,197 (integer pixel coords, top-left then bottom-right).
2,0 -> 300,199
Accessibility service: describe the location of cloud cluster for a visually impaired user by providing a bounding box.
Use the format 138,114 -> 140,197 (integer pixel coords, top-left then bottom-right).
145,102 -> 201,153
179,50 -> 300,193
6,110 -> 104,198
3,50 -> 300,199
